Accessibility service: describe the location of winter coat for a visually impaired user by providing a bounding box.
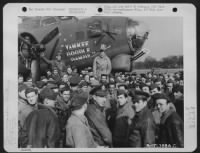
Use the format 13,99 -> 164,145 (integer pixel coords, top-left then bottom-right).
129,106 -> 156,147
113,101 -> 135,147
159,109 -> 184,147
93,55 -> 112,80
18,98 -> 37,128
85,101 -> 112,147
21,104 -> 61,148
65,114 -> 97,148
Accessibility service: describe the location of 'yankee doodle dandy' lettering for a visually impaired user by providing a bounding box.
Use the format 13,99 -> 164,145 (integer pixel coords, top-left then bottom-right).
63,41 -> 92,61
65,41 -> 89,50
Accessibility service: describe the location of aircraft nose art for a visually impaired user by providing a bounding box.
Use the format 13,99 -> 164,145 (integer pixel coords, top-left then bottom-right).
126,19 -> 149,54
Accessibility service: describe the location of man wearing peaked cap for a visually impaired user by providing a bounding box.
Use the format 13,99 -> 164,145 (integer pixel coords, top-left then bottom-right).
69,75 -> 81,92
112,89 -> 135,147
140,83 -> 150,94
40,87 -> 57,106
89,85 -> 107,97
128,90 -> 156,147
150,83 -> 161,95
70,92 -> 89,111
134,90 -> 150,100
85,85 -> 112,147
66,92 -> 97,148
79,81 -> 89,93
35,81 -> 47,93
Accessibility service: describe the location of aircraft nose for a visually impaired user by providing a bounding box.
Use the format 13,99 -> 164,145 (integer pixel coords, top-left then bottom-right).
126,19 -> 149,53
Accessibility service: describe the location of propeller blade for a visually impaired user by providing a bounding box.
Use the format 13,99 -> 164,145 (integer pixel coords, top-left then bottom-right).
31,59 -> 40,83
96,34 -> 105,45
49,38 -> 60,60
19,35 -> 33,47
106,32 -> 116,40
40,27 -> 59,45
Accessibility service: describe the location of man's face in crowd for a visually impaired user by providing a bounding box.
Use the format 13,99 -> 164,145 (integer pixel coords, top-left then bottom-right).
44,98 -> 56,108
156,99 -> 169,114
53,88 -> 59,93
71,86 -> 78,91
61,90 -> 71,102
53,69 -> 58,75
134,99 -> 147,112
81,86 -> 88,92
56,55 -> 61,61
118,86 -> 126,91
153,74 -> 157,78
175,73 -> 180,78
109,84 -> 115,93
174,91 -> 183,100
84,74 -> 90,82
100,51 -> 105,58
101,76 -> 107,82
121,75 -> 125,80
59,84 -> 65,90
125,80 -> 130,84
155,81 -> 162,89
67,67 -> 72,74
167,83 -> 173,92
62,74 -> 68,82
141,77 -> 146,83
94,95 -> 106,107
142,86 -> 150,94
89,76 -> 95,82
151,88 -> 160,95
26,92 -> 38,105
146,81 -> 151,86
109,77 -> 115,82
47,71 -> 52,76
18,76 -> 24,83
73,68 -> 78,73
147,73 -> 152,78
101,85 -> 106,90
117,94 -> 127,106
19,90 -> 26,99
179,80 -> 184,86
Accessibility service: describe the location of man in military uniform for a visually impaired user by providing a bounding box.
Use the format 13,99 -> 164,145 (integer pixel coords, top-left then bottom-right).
85,86 -> 112,147
128,90 -> 156,147
113,89 -> 135,147
40,52 -> 66,76
20,87 -> 61,148
153,93 -> 184,147
65,92 -> 98,148
93,44 -> 112,80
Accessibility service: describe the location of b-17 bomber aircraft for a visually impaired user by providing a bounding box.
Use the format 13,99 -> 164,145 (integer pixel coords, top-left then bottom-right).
18,16 -> 150,82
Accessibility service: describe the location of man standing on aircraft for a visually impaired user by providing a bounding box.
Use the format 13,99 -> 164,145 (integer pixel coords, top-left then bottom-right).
93,44 -> 112,81
40,52 -> 67,76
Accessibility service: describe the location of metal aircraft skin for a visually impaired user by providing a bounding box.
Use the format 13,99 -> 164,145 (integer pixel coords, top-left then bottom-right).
18,16 -> 149,82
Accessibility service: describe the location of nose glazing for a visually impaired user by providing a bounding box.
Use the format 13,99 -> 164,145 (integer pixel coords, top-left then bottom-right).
126,19 -> 149,53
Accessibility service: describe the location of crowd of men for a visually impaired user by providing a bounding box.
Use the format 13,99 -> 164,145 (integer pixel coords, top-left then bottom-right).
18,62 -> 184,148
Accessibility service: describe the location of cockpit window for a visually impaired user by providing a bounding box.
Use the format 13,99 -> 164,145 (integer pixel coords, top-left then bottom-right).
41,17 -> 57,26
87,20 -> 103,38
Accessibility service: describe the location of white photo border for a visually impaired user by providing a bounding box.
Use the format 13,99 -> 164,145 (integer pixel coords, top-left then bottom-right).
3,3 -> 197,152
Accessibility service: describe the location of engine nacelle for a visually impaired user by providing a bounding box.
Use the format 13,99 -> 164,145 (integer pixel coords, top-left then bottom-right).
111,54 -> 132,72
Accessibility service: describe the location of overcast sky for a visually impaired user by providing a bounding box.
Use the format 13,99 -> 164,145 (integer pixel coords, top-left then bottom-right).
131,17 -> 183,61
